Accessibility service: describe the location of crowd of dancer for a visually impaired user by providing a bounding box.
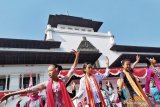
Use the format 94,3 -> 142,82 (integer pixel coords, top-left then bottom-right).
0,50 -> 160,107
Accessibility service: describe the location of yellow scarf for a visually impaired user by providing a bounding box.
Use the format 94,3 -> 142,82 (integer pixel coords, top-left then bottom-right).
123,70 -> 151,107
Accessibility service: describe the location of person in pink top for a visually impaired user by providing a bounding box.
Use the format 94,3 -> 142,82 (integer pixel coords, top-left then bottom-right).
0,50 -> 79,107
145,57 -> 160,96
25,73 -> 45,107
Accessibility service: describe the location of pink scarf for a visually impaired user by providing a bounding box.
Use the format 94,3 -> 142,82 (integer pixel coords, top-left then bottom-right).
28,92 -> 39,101
27,92 -> 44,107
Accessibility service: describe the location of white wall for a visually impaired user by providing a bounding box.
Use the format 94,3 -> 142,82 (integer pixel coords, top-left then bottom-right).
46,26 -> 121,67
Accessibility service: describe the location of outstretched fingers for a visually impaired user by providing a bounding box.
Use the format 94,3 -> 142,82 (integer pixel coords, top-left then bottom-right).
71,49 -> 79,56
0,95 -> 8,104
136,54 -> 140,62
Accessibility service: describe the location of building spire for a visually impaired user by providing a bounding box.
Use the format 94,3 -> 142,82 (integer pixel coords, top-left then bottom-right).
65,9 -> 69,15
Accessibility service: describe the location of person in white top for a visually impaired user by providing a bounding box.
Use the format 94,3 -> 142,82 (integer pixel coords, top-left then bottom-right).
73,56 -> 110,107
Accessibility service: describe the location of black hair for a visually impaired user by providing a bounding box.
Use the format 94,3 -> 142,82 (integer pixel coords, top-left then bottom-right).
145,57 -> 151,68
53,64 -> 63,72
106,81 -> 114,91
82,62 -> 93,73
83,62 -> 92,69
121,59 -> 131,66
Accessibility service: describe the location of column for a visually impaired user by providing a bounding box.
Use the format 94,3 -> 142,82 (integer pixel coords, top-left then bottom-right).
46,24 -> 53,41
5,75 -> 8,90
21,74 -> 24,89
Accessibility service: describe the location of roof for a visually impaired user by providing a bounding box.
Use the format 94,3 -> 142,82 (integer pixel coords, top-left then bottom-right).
110,45 -> 160,53
110,54 -> 160,68
77,37 -> 99,52
0,38 -> 61,49
0,51 -> 101,65
48,15 -> 103,32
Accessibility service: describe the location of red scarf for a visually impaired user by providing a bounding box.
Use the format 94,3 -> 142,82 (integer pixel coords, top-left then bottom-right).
85,75 -> 106,107
46,79 -> 74,107
27,96 -> 44,107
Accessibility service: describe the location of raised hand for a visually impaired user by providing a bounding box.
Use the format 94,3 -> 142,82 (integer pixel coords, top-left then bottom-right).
0,93 -> 11,104
71,49 -> 80,57
136,55 -> 140,62
131,55 -> 140,69
66,50 -> 79,82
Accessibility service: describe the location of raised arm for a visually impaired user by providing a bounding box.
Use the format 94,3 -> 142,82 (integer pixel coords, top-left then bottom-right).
102,56 -> 110,77
131,55 -> 140,69
66,50 -> 79,79
96,56 -> 110,81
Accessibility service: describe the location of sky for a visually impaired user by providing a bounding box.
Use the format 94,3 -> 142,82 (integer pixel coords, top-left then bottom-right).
0,0 -> 160,47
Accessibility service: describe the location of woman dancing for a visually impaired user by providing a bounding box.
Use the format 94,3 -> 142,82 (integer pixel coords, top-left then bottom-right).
0,50 -> 79,107
145,57 -> 160,96
118,55 -> 152,107
73,56 -> 111,107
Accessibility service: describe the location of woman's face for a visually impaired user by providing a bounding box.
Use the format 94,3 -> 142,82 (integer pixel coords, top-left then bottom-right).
122,61 -> 131,71
48,65 -> 59,78
84,64 -> 93,74
151,57 -> 157,65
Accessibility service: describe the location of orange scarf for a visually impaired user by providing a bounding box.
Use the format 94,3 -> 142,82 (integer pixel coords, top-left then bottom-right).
85,75 -> 106,107
123,71 -> 152,107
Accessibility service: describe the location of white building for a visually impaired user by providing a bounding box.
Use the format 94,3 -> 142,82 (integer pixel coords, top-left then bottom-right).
0,14 -> 160,106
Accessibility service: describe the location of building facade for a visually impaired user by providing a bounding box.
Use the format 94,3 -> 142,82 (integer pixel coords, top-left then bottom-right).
0,14 -> 160,106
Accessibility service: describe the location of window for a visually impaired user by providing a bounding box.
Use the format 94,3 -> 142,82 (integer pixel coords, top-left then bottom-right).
0,78 -> 5,91
75,28 -> 79,31
0,76 -> 10,90
22,75 -> 36,89
60,27 -> 65,29
81,29 -> 86,31
68,27 -> 72,30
